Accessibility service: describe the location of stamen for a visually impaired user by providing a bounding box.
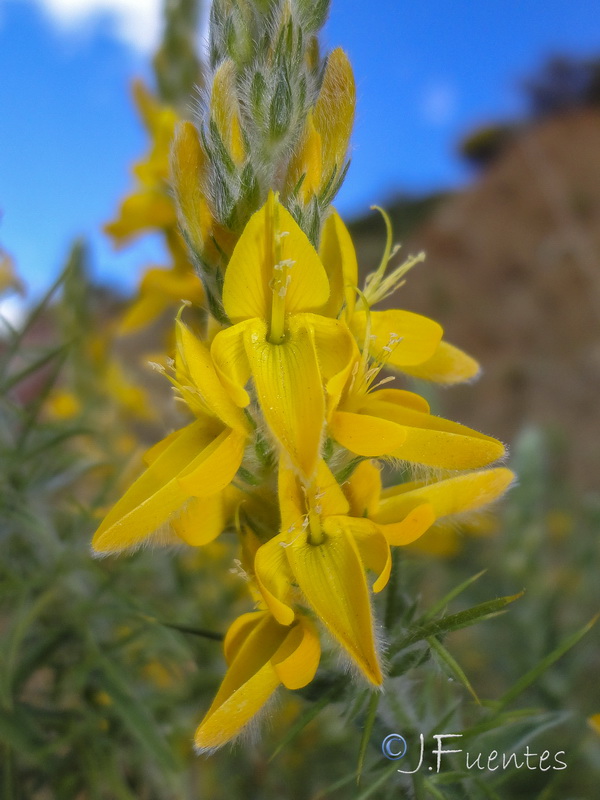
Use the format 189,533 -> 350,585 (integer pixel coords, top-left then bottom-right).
362,206 -> 426,305
268,192 -> 288,344
347,359 -> 359,394
371,375 -> 396,391
229,558 -> 249,581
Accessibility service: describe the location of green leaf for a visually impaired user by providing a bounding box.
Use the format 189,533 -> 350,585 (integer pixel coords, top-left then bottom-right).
94,651 -> 178,773
470,776 -> 503,800
269,688 -> 336,762
392,592 -> 524,653
427,636 -> 480,704
388,645 -> 430,677
0,263 -> 68,375
422,777 -> 452,800
0,704 -> 46,760
496,614 -> 598,710
459,708 -> 554,742
1,587 -> 60,706
354,763 -> 398,800
159,622 -> 224,642
422,571 -> 488,622
356,692 -> 380,785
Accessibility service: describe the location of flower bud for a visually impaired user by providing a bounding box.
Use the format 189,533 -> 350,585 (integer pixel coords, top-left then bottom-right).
170,121 -> 213,257
285,110 -> 322,202
295,0 -> 331,33
313,48 -> 355,187
269,71 -> 293,141
211,60 -> 247,167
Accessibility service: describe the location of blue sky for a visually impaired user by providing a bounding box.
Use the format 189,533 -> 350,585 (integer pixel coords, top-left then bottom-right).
1,0 -> 599,305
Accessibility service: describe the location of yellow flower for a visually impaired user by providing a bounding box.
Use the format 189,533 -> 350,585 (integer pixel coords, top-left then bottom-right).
319,207 -> 480,384
105,83 -> 207,334
92,319 -> 250,553
329,337 -> 505,469
315,212 -> 503,468
118,262 -> 204,335
0,247 -> 24,297
46,390 -> 81,420
211,192 -> 352,479
210,60 -> 247,168
194,610 -> 320,752
105,81 -> 178,244
345,460 -> 516,547
254,461 -> 391,685
170,121 -> 216,260
588,714 -> 600,736
285,49 -> 356,205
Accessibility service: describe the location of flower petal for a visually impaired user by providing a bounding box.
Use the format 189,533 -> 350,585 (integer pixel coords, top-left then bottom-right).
365,399 -> 505,468
350,309 -> 442,367
254,535 -> 296,626
369,387 -> 430,414
143,427 -> 185,466
245,318 -> 325,478
304,313 -> 357,417
272,616 -> 321,690
376,468 -> 515,525
345,460 -> 382,517
285,526 -> 382,685
312,459 -> 350,517
222,197 -> 329,323
337,517 -> 391,593
176,319 -> 249,432
105,191 -> 176,242
178,428 -> 246,497
223,611 -> 269,665
92,419 -> 220,553
376,504 -> 437,546
119,290 -> 170,334
277,460 -> 306,534
330,410 -> 406,457
318,209 -> 358,318
400,340 -> 480,385
210,322 -> 252,408
171,492 -> 228,547
194,613 -> 285,751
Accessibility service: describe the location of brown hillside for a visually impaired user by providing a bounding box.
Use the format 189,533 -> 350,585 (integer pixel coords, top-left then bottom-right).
367,110 -> 600,489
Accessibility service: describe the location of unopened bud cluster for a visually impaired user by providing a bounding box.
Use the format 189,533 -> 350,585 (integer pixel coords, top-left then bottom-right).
171,0 -> 355,319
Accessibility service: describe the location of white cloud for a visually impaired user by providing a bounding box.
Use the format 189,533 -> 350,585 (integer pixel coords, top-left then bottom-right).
0,295 -> 27,333
25,0 -> 164,53
421,81 -> 457,126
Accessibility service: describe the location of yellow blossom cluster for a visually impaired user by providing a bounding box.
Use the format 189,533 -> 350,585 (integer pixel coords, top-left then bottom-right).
93,192 -> 513,750
105,81 -> 204,334
92,0 -> 514,752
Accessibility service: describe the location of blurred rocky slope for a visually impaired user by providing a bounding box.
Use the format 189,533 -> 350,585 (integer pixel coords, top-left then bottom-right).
351,108 -> 600,490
